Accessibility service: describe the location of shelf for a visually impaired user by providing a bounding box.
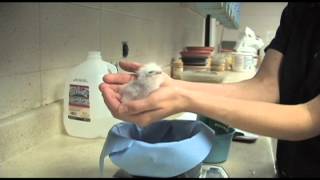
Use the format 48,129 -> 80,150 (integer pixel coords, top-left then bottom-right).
188,2 -> 240,29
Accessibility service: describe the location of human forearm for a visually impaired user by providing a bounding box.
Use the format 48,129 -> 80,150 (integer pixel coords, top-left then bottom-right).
176,49 -> 283,103
176,77 -> 279,103
183,89 -> 318,141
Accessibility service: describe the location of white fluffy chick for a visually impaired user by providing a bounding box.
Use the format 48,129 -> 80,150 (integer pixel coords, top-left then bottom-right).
120,63 -> 164,103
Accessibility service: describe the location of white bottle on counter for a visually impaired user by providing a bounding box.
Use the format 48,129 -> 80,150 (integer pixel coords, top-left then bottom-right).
63,51 -> 120,138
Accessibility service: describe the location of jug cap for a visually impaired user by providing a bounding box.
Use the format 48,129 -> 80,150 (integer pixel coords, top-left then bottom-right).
87,51 -> 102,61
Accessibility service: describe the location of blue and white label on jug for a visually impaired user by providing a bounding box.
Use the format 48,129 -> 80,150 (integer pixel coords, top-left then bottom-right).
68,84 -> 91,122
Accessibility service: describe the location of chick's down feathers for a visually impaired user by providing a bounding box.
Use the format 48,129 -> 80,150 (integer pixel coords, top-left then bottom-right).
120,63 -> 164,103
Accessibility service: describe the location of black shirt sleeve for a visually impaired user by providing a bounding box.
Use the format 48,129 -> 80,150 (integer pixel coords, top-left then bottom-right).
264,3 -> 295,55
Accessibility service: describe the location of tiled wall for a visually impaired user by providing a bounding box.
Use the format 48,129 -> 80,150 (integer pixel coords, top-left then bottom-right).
0,3 -> 204,122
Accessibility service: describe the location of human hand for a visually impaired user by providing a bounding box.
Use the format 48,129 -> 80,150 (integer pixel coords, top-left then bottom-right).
99,61 -> 189,127
99,61 -> 140,118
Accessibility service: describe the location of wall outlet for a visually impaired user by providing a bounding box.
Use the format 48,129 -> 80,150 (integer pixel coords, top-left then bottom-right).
122,41 -> 129,58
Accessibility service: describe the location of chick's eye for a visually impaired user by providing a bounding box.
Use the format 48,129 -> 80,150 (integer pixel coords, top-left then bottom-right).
148,71 -> 154,74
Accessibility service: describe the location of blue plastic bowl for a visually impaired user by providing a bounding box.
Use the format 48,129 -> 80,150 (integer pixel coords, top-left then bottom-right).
197,115 -> 235,163
100,120 -> 216,178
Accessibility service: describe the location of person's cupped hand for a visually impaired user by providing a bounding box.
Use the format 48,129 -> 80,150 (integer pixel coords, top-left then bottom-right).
99,61 -> 186,127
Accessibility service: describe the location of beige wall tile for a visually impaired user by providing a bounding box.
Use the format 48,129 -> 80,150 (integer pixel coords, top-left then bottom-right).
40,3 -> 100,71
148,22 -> 174,65
0,73 -> 41,120
0,101 -> 62,162
102,3 -> 178,22
41,68 -> 71,105
100,3 -> 204,67
176,6 -> 204,30
71,2 -> 102,9
102,2 -> 149,17
240,16 -> 281,31
144,22 -> 164,64
184,27 -> 204,47
240,2 -> 287,17
100,10 -> 152,62
0,3 -> 40,77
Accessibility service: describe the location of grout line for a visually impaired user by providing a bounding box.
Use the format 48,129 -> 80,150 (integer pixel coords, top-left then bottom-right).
98,6 -> 102,53
0,65 -> 74,80
181,3 -> 206,18
100,5 -> 154,23
38,2 -> 44,106
70,2 -> 102,10
0,100 -> 62,127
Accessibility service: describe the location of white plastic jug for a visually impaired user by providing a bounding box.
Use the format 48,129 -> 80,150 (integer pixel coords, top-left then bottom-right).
63,51 -> 120,138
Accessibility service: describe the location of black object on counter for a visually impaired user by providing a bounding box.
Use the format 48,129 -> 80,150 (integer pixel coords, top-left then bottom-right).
232,131 -> 258,143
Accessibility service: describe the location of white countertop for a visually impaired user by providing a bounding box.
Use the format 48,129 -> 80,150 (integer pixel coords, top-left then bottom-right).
0,132 -> 276,178
180,70 -> 257,84
0,113 -> 276,178
0,134 -> 116,178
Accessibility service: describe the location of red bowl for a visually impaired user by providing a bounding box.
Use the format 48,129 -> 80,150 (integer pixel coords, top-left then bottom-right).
186,46 -> 214,52
186,50 -> 214,54
180,51 -> 212,58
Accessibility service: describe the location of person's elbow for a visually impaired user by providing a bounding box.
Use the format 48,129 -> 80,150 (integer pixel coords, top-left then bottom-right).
286,103 -> 320,141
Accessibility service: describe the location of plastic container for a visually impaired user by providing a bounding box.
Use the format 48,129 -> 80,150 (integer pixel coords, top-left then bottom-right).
197,115 -> 235,163
232,52 -> 257,72
181,71 -> 224,83
63,51 -> 120,138
220,49 -> 235,71
171,58 -> 183,79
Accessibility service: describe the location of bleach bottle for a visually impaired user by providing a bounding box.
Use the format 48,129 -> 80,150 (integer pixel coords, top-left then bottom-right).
63,51 -> 120,138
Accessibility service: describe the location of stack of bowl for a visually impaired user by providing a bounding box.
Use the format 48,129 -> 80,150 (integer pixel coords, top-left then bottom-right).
180,47 -> 214,72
